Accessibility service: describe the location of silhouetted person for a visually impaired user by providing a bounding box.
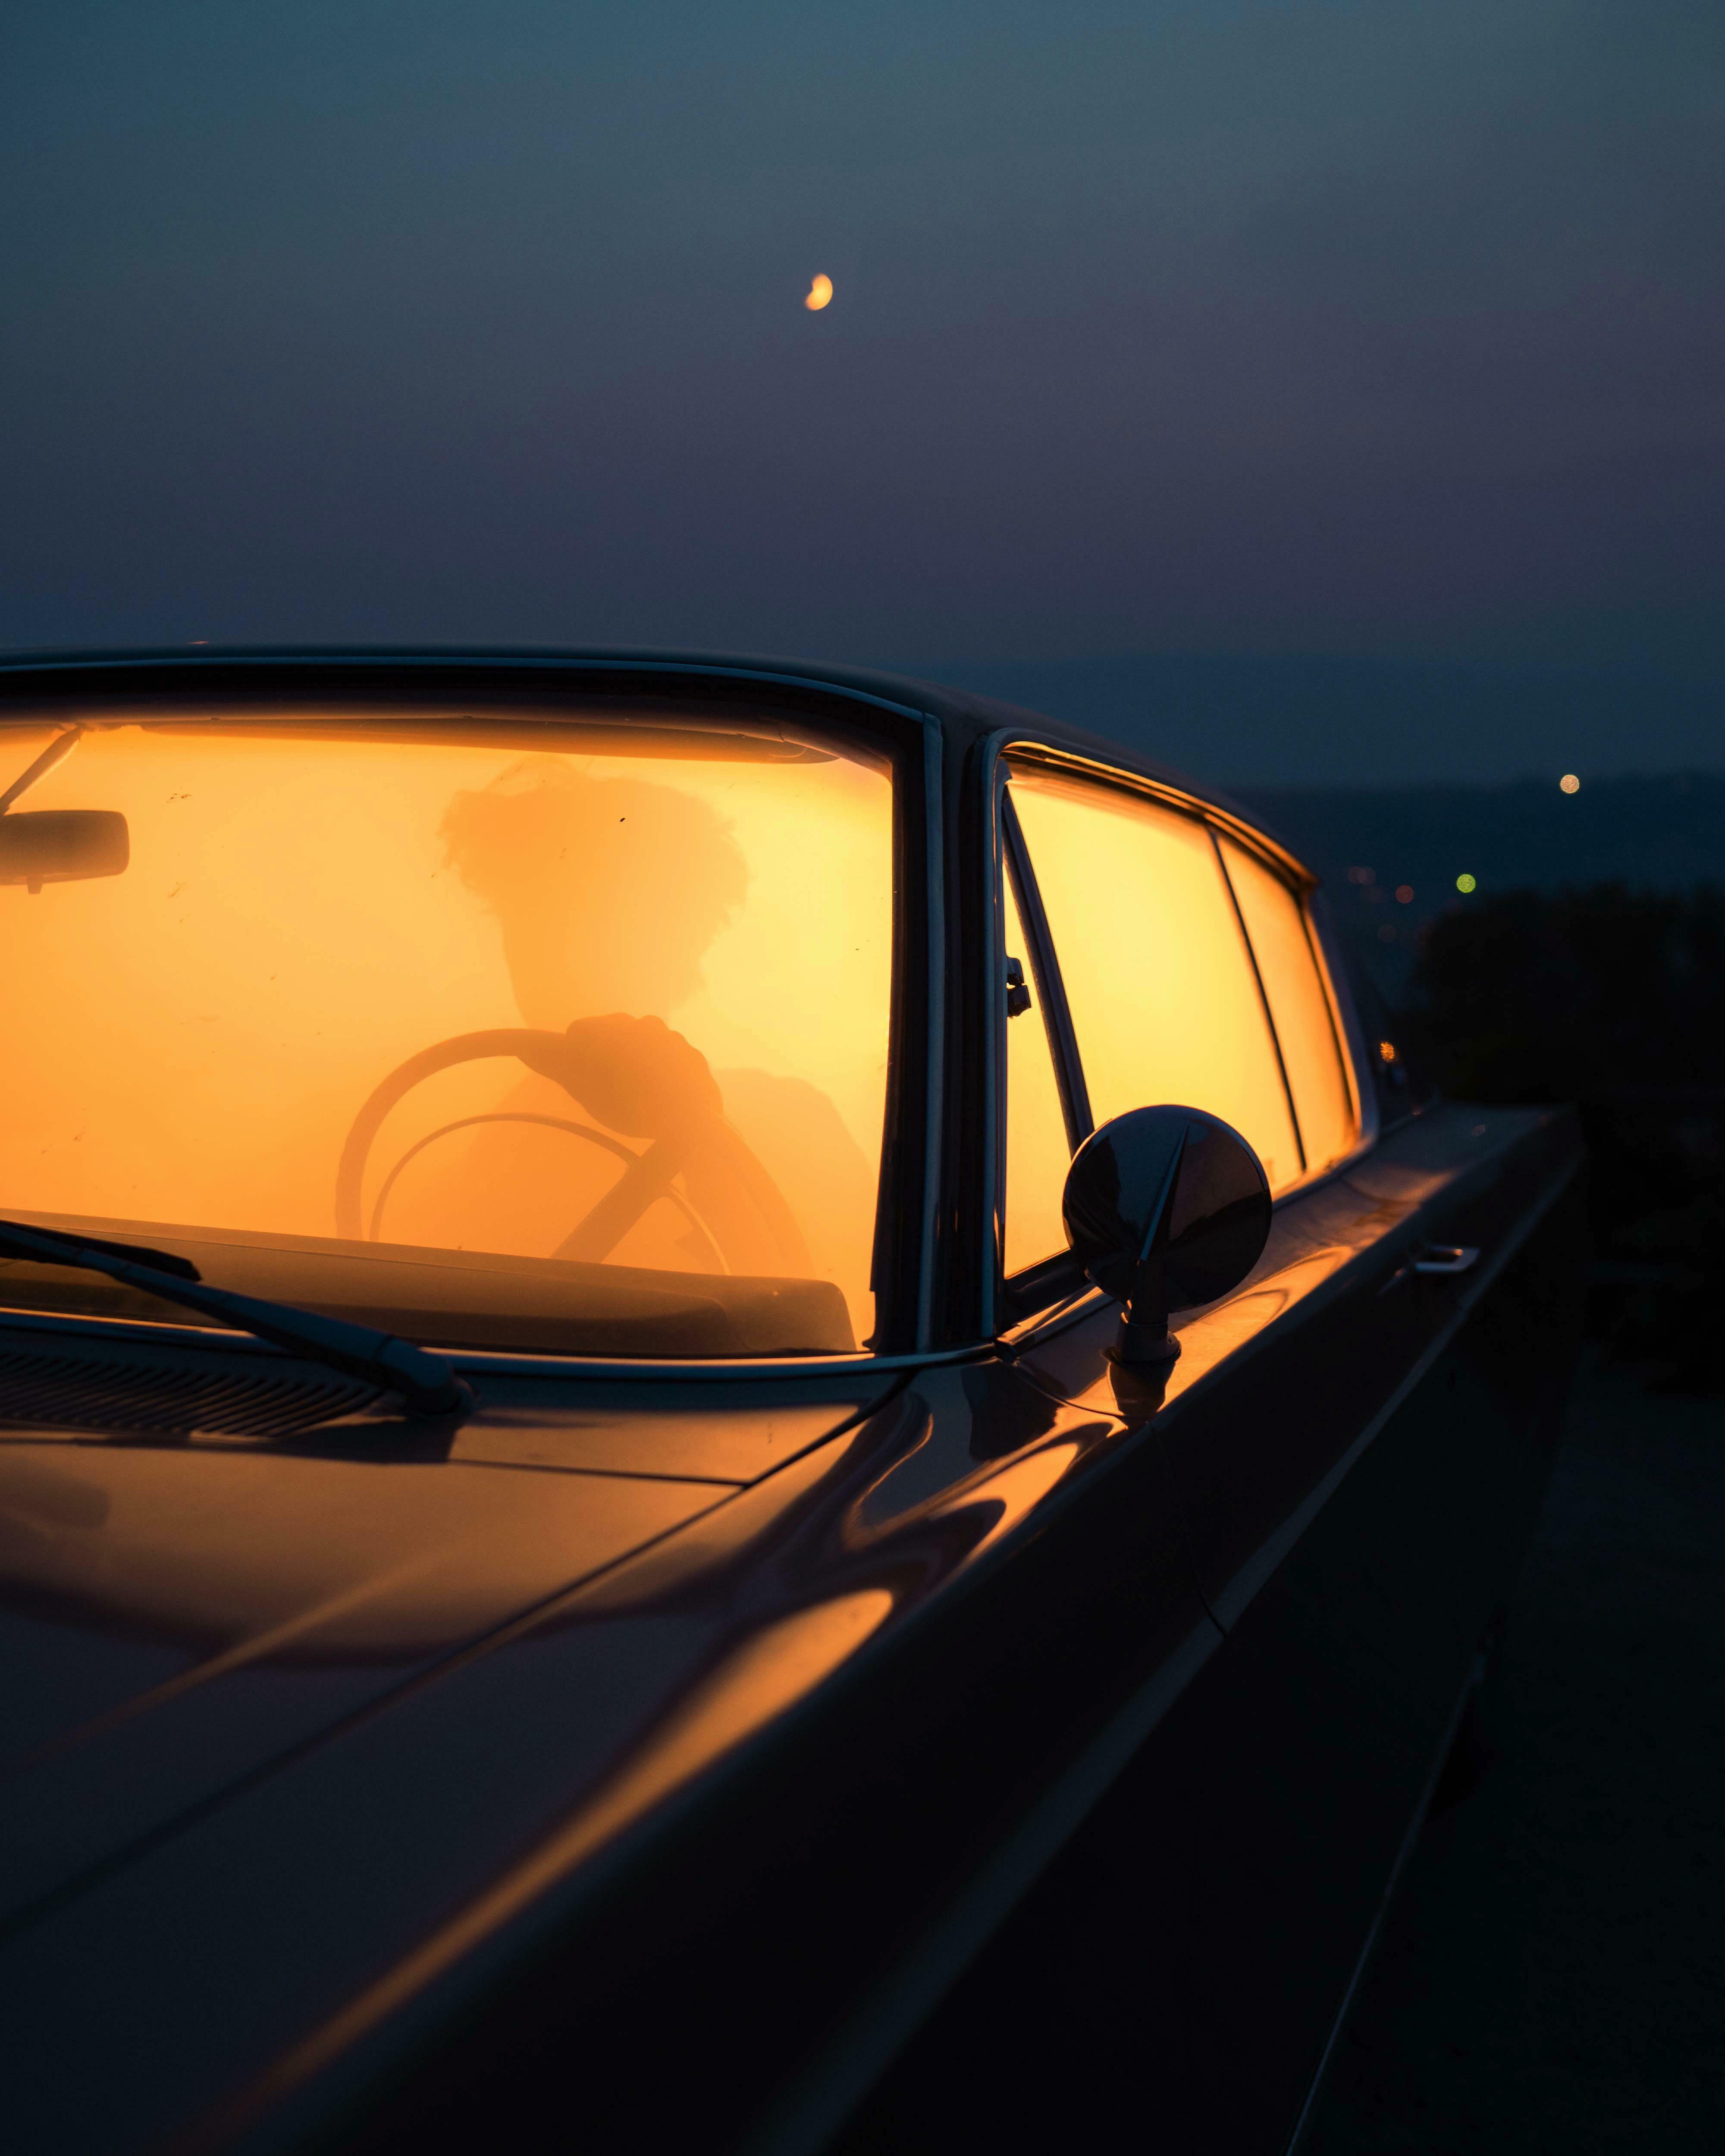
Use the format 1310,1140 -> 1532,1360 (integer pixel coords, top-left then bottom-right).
389,758 -> 876,1320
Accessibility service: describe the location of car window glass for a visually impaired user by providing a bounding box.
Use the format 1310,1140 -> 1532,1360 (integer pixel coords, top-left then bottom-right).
1002,866 -> 1073,1275
1219,837 -> 1358,1175
1006,763 -> 1301,1194
0,714 -> 894,1355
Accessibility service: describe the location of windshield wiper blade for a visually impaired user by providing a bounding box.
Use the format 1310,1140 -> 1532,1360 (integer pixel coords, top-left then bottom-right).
0,1216 -> 465,1418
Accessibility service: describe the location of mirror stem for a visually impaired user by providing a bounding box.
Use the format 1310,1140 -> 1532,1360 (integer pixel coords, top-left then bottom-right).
1112,1248 -> 1182,1367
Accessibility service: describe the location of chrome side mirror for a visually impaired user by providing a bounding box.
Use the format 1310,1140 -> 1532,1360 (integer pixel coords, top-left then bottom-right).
1062,1106 -> 1272,1366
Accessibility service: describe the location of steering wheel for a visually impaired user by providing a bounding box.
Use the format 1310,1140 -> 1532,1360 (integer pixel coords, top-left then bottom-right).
335,1026 -> 812,1277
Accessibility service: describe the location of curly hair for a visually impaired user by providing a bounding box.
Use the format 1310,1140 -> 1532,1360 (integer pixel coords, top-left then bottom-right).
441,757 -> 748,981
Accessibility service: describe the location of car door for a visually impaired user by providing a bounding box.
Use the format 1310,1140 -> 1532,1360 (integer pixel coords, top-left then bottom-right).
851,749 -> 1584,2153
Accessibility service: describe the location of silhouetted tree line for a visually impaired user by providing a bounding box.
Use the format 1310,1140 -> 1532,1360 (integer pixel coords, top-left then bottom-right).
1401,884 -> 1725,1390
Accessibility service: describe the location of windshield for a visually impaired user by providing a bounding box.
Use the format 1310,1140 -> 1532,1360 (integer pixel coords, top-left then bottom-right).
0,705 -> 895,1357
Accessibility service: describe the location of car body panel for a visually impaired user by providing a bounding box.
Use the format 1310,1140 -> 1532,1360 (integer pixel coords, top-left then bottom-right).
0,1369 -> 897,1926
0,1361 -> 1212,2156
0,649 -> 1585,2156
827,1122 -> 1583,2156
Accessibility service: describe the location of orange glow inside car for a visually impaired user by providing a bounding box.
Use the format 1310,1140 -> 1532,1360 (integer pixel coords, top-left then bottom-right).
0,714 -> 894,1354
1006,765 -> 1305,1193
1217,836 -> 1357,1176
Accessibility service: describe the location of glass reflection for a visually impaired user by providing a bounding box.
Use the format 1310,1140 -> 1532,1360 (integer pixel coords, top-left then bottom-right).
1217,837 -> 1357,1175
1001,868 -> 1073,1274
1006,765 -> 1302,1194
0,716 -> 894,1354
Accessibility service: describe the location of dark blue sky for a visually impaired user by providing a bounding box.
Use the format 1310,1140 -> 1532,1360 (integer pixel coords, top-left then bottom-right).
4,3 -> 1722,779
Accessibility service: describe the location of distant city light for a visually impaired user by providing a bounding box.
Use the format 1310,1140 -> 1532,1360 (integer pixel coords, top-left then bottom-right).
1559,772 -> 1580,794
1377,1040 -> 1398,1064
1395,884 -> 1413,903
1347,865 -> 1376,885
1456,872 -> 1477,893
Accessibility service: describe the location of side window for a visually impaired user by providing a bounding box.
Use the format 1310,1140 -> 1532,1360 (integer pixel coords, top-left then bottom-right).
1005,762 -> 1302,1195
1001,863 -> 1073,1275
1217,837 -> 1358,1175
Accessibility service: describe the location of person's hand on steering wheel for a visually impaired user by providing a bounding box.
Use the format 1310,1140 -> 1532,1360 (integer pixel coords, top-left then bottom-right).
339,1015 -> 812,1276
516,1015 -> 723,1141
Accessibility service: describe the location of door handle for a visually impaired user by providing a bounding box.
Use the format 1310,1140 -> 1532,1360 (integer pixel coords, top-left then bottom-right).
1414,1243 -> 1480,1276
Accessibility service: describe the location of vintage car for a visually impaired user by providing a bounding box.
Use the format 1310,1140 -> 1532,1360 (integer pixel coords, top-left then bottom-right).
0,649 -> 1582,2156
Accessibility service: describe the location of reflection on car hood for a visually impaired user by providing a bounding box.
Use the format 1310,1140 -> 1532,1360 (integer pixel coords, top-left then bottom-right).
0,1375 -> 881,1925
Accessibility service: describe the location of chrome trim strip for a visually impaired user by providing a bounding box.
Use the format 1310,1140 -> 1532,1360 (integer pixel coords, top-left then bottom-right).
997,1132 -> 1403,1354
997,1282 -> 1110,1354
976,755 -> 1005,1341
992,733 -> 1319,887
1284,1638 -> 1493,2155
917,720 -> 945,1352
0,1305 -> 997,1384
1212,827 -> 1306,1177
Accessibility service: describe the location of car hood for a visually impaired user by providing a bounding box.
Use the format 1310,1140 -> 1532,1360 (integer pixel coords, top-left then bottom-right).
0,1371 -> 885,1926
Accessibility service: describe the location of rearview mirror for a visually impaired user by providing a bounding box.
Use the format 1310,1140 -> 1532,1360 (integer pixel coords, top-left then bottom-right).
1062,1105 -> 1272,1366
0,811 -> 130,893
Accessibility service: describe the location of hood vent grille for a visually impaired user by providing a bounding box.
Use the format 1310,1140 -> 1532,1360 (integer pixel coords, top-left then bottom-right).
0,1348 -> 380,1438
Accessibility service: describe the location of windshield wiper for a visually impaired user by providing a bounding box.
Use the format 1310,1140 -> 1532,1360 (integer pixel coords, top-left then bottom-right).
0,724 -> 84,813
0,1216 -> 466,1418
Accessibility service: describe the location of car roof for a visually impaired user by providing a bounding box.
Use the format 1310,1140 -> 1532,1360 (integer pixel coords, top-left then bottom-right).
0,643 -> 1314,882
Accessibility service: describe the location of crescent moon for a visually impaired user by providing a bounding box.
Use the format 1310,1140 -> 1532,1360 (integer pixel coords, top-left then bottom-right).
804,274 -> 834,312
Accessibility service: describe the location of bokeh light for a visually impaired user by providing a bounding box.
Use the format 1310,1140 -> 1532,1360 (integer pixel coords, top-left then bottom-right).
1559,773 -> 1581,794
1456,872 -> 1477,893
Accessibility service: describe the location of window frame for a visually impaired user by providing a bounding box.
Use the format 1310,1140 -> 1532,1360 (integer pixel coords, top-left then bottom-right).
984,740 -> 1374,1330
0,655 -> 945,1372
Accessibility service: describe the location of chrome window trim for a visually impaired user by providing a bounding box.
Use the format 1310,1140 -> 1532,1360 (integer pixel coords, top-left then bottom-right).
993,735 -> 1316,886
1210,828 -> 1308,1179
982,730 -> 1380,1326
915,719 -> 945,1352
0,663 -> 943,1370
977,759 -> 1007,1340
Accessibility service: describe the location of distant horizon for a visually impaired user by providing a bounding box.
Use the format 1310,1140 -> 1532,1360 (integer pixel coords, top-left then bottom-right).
1221,764 -> 1725,1000
1241,765 -> 1725,799
890,647 -> 1725,790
